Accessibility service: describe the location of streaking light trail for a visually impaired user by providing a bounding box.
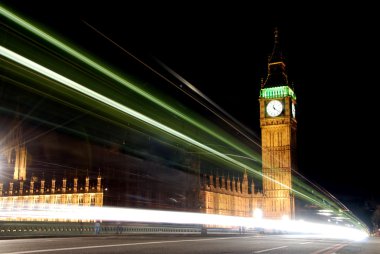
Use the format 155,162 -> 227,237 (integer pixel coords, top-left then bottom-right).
79,19 -> 364,226
81,20 -> 356,225
157,60 -> 261,146
0,45 -> 322,208
0,46 -> 247,170
84,19 -> 261,149
0,204 -> 368,241
0,4 -> 259,163
0,4 -> 368,231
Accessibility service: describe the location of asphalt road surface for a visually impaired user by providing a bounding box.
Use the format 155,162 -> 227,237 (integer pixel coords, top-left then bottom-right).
0,234 -> 379,254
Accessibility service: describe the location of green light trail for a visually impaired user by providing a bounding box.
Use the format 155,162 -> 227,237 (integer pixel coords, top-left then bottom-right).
0,4 -> 260,163
0,5 -> 366,231
0,46 -> 251,170
0,45 -> 322,208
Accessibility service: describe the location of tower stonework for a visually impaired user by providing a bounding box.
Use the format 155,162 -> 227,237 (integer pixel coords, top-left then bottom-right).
260,29 -> 297,220
200,170 -> 263,217
1,122 -> 27,181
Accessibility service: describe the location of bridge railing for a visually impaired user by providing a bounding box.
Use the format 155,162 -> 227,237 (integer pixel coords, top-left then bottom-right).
0,221 -> 204,238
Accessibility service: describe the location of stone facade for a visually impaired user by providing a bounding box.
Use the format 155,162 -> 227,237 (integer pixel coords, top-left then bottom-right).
200,171 -> 263,217
0,123 -> 103,221
0,176 -> 103,221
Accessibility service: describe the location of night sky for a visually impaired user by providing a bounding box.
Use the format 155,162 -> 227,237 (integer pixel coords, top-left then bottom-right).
2,2 -> 379,216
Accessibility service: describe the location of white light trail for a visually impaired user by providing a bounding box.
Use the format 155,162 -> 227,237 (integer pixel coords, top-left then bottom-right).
0,45 -> 249,172
158,60 -> 261,145
83,20 -> 261,149
0,203 -> 368,241
0,45 -> 315,204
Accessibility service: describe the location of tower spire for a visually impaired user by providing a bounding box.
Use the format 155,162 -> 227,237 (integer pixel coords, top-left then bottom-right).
263,28 -> 289,88
269,27 -> 283,63
274,27 -> 279,43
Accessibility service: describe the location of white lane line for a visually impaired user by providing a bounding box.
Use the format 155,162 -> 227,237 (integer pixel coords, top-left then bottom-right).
1,236 -> 254,254
310,243 -> 345,254
326,243 -> 348,254
254,246 -> 288,253
299,241 -> 312,245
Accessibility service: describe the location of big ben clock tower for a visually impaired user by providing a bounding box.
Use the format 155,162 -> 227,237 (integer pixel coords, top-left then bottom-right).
259,29 -> 297,219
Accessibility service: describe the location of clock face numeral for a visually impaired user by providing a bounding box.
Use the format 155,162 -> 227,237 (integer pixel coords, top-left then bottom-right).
266,100 -> 283,117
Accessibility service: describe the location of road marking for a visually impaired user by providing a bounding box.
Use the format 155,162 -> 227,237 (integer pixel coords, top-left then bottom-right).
310,243 -> 348,254
254,246 -> 288,253
324,243 -> 348,254
299,241 -> 312,244
1,236 -> 255,254
310,244 -> 340,254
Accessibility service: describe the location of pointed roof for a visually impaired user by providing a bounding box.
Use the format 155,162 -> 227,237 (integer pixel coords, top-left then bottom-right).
243,169 -> 248,181
263,28 -> 289,88
268,28 -> 284,63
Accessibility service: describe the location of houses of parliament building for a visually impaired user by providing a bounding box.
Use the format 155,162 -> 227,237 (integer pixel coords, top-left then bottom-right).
0,29 -> 297,221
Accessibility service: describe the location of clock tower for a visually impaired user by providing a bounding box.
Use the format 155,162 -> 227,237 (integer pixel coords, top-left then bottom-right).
259,29 -> 297,219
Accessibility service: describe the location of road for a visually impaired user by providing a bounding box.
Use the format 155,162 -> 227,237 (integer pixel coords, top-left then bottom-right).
0,234 -> 378,254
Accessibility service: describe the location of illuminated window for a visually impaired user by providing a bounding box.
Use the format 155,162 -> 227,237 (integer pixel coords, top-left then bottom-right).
67,195 -> 72,204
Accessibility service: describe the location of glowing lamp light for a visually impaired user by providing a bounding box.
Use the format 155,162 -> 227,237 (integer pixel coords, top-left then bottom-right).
253,208 -> 263,219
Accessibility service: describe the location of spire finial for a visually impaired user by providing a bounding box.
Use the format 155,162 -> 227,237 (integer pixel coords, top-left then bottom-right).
274,27 -> 279,44
268,27 -> 283,63
263,27 -> 288,87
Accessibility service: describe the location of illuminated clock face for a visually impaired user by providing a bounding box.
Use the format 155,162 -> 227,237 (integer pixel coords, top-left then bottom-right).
292,103 -> 296,118
266,100 -> 283,117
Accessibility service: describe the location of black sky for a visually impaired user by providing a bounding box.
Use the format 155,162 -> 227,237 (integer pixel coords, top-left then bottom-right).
2,1 -> 379,204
